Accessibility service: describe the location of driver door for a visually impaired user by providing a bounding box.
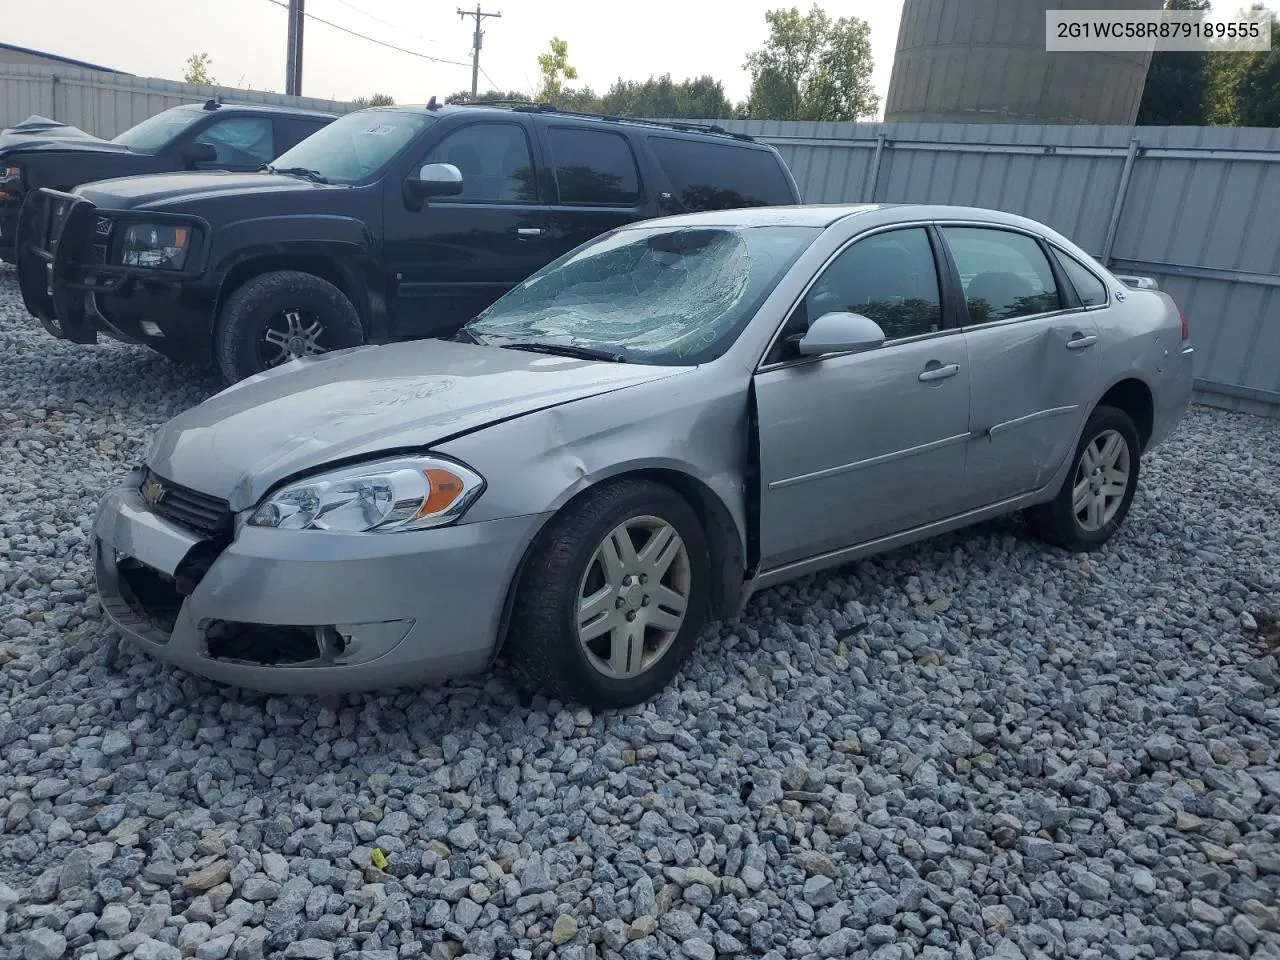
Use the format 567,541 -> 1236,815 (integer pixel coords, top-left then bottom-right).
753,225 -> 973,571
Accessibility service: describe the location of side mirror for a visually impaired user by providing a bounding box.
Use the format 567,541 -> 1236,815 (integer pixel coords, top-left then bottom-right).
180,141 -> 218,166
797,311 -> 886,356
405,162 -> 463,205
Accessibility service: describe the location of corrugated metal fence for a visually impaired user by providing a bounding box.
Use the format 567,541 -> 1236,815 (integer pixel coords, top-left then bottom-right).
683,119 -> 1280,418
1,66 -> 1275,416
0,62 -> 355,136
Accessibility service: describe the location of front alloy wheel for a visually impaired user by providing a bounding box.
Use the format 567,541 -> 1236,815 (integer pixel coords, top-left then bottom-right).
508,478 -> 711,709
259,309 -> 329,368
576,516 -> 692,680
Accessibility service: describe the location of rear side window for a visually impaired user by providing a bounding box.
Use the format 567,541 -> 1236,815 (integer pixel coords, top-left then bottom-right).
941,227 -> 1063,325
649,136 -> 796,211
1056,250 -> 1109,307
548,127 -> 641,205
275,117 -> 331,156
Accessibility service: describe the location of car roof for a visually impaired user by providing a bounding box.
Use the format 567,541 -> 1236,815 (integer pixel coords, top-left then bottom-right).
623,203 -> 1065,233
170,102 -> 340,120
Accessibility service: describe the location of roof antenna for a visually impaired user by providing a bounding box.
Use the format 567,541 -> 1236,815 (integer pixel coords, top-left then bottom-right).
426,96 -> 439,111
203,96 -> 221,111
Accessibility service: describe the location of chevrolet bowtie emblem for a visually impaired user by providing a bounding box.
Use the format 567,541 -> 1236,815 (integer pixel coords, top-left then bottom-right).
142,480 -> 167,506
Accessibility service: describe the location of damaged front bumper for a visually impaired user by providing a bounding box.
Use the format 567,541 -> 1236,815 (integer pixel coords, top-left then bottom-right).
92,469 -> 548,695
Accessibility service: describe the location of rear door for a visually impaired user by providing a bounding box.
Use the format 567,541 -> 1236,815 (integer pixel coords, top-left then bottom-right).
939,224 -> 1102,506
382,116 -> 556,338
538,123 -> 651,259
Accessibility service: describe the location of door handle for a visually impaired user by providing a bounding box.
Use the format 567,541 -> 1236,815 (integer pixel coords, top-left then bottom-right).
515,226 -> 546,237
918,363 -> 960,382
1067,334 -> 1098,350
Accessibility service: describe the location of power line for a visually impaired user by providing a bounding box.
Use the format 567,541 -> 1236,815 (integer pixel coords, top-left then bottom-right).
478,65 -> 504,94
327,0 -> 441,45
265,0 -> 471,67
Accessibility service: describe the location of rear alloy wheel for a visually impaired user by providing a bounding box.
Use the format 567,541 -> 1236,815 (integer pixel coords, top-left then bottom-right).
1026,404 -> 1141,551
214,270 -> 365,384
508,479 -> 711,709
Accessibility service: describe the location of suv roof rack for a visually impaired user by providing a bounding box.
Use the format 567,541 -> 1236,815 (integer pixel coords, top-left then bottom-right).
462,100 -> 756,141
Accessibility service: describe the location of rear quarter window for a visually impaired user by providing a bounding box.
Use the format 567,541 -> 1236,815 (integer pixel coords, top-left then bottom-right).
649,136 -> 796,211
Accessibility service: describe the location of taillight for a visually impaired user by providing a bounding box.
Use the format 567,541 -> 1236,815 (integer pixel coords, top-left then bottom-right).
1177,304 -> 1189,341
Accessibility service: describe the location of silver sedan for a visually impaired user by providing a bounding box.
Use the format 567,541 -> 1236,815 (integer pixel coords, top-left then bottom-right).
92,203 -> 1194,707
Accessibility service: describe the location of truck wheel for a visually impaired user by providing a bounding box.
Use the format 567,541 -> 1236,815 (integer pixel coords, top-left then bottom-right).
214,270 -> 365,384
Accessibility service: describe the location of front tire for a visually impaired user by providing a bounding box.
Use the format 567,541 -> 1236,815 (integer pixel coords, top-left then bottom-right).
1026,404 -> 1141,552
213,270 -> 365,384
507,479 -> 712,709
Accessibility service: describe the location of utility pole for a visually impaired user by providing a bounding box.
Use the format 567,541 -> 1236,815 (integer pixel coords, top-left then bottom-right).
285,0 -> 306,97
457,4 -> 501,99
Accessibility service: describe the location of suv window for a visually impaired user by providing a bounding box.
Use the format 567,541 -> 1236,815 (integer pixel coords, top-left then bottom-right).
942,227 -> 1062,325
423,122 -> 536,202
275,117 -> 331,155
650,136 -> 795,211
547,127 -> 641,206
197,116 -> 276,167
1056,250 -> 1108,307
805,227 -> 943,342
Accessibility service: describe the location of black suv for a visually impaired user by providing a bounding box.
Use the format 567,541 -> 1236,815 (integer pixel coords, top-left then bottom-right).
16,101 -> 801,383
0,100 -> 337,262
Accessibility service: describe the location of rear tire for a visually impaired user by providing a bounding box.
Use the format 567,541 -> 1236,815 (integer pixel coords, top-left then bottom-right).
507,479 -> 712,709
214,270 -> 365,385
1025,404 -> 1141,552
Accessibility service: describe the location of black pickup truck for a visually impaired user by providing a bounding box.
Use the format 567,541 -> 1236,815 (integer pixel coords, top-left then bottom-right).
0,100 -> 337,261
16,101 -> 802,383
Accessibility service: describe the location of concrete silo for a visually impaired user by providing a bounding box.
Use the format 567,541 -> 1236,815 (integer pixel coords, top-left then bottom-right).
884,0 -> 1164,124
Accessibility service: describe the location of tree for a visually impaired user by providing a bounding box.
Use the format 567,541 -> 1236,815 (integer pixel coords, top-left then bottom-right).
1217,6 -> 1280,126
353,93 -> 396,107
1136,0 -> 1210,124
600,74 -> 734,119
182,52 -> 215,86
444,88 -> 530,105
536,37 -> 579,101
743,5 -> 878,122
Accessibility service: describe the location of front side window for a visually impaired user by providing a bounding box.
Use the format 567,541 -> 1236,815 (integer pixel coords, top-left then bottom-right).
1057,250 -> 1108,307
805,227 -> 943,341
196,116 -> 275,167
422,122 -> 536,202
269,109 -> 436,184
943,226 -> 1063,325
548,127 -> 641,206
111,107 -> 205,153
464,224 -> 820,365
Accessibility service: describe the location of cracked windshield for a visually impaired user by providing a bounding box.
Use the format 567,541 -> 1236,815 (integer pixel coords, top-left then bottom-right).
465,224 -> 819,363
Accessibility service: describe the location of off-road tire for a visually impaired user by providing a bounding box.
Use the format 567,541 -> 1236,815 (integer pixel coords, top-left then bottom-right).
213,270 -> 364,385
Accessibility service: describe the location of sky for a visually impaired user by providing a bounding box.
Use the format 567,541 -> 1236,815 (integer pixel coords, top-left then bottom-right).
6,0 -> 907,114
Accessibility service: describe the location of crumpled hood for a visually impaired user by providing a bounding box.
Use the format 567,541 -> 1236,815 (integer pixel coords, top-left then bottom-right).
146,339 -> 691,511
74,170 -> 330,211
0,115 -> 129,157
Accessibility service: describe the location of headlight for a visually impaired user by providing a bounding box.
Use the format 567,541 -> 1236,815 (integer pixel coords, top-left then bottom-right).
120,222 -> 191,269
247,456 -> 485,533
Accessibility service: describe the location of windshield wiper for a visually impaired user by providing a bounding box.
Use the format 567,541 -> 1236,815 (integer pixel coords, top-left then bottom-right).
500,341 -> 627,363
451,328 -> 486,345
262,164 -> 329,184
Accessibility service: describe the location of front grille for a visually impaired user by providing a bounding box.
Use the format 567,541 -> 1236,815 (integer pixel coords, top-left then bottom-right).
141,468 -> 232,537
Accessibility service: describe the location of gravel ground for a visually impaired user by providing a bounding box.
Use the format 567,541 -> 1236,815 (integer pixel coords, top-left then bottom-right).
1,258 -> 1279,960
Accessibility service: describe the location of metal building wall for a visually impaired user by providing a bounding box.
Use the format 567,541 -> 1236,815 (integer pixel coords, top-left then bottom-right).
667,118 -> 1280,417
885,0 -> 1162,125
0,63 -> 355,138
